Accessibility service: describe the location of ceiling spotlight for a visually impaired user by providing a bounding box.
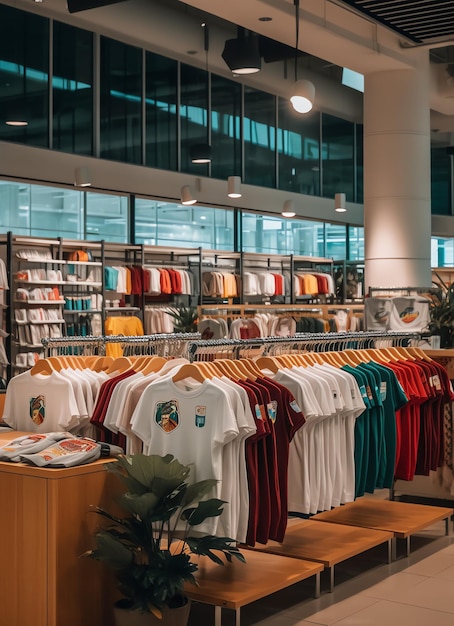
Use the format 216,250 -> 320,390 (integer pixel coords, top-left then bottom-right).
334,192 -> 347,212
222,31 -> 261,75
290,0 -> 315,114
74,166 -> 91,187
282,200 -> 296,218
227,176 -> 242,199
190,143 -> 212,164
181,185 -> 197,206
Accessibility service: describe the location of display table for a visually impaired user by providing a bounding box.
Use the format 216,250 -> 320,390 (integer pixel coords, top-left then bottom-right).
185,549 -> 323,626
0,431 -> 120,626
244,518 -> 393,592
313,498 -> 453,559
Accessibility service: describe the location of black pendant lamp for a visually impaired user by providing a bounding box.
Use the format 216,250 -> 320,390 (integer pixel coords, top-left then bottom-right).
190,23 -> 212,165
222,28 -> 261,75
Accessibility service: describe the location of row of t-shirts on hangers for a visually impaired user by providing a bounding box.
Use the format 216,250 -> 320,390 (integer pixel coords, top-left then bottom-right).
198,310 -> 363,340
242,272 -> 286,297
104,266 -> 195,296
293,272 -> 335,297
202,271 -> 239,298
143,307 -> 178,334
3,347 -> 453,546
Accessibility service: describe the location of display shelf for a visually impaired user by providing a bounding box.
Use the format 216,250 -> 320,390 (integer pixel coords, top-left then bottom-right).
13,299 -> 66,305
16,280 -> 102,287
63,309 -> 102,314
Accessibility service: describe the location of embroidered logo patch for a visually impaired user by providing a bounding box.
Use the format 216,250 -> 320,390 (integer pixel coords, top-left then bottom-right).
195,405 -> 206,428
155,400 -> 179,432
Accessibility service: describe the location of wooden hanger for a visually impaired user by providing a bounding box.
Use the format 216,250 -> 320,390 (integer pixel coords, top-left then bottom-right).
255,356 -> 281,373
46,356 -> 64,371
140,356 -> 168,375
30,359 -> 55,375
172,363 -> 207,383
106,356 -> 133,374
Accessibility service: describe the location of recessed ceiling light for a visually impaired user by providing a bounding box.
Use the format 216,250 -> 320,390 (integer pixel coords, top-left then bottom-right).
259,16 -> 272,22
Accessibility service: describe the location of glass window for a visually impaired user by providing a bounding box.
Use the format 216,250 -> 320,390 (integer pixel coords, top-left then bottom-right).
321,113 -> 354,201
180,64 -> 209,176
145,51 -> 177,170
86,192 -> 129,242
135,199 -> 234,250
348,225 -> 364,261
431,148 -> 452,215
0,4 -> 49,147
277,98 -> 320,195
324,223 -> 347,260
100,37 -> 142,164
242,212 -> 325,256
0,181 -> 83,238
53,22 -> 93,155
244,86 -> 276,188
210,73 -> 242,181
432,237 -> 454,267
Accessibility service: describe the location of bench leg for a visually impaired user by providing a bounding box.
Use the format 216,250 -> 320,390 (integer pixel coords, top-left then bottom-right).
445,517 -> 450,536
328,566 -> 334,593
387,538 -> 392,563
406,536 -> 410,557
391,537 -> 397,561
235,608 -> 241,626
315,572 -> 321,599
215,606 -> 222,626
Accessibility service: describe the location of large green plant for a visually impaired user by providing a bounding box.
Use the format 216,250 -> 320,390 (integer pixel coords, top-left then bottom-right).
428,279 -> 454,347
83,454 -> 244,617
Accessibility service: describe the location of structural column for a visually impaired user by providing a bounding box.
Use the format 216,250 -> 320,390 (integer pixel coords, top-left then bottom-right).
364,53 -> 432,292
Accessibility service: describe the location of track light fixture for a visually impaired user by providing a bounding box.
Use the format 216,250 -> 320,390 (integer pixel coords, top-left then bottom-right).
181,185 -> 197,206
227,176 -> 242,199
222,29 -> 261,75
334,192 -> 347,212
281,200 -> 296,218
290,0 -> 315,114
67,0 -> 128,14
74,166 -> 92,187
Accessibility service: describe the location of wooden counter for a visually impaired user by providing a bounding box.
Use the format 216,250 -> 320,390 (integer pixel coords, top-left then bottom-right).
0,431 -> 120,626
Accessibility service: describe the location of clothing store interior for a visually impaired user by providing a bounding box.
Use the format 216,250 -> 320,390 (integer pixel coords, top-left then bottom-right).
1,1 -> 454,625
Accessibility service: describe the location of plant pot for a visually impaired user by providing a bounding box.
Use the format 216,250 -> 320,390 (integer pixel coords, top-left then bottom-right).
113,599 -> 191,626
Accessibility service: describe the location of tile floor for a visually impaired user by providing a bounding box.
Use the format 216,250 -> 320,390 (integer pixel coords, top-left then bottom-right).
188,511 -> 454,626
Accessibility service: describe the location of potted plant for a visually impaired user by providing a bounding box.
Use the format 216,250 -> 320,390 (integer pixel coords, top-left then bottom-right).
427,278 -> 454,348
167,306 -> 198,333
83,453 -> 245,626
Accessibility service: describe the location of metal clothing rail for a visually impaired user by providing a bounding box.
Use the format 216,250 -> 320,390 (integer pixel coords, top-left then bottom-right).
187,330 -> 422,361
42,333 -> 201,358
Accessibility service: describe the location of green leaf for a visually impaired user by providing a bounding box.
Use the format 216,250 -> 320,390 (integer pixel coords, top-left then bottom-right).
89,531 -> 134,569
181,479 -> 218,507
181,499 -> 225,526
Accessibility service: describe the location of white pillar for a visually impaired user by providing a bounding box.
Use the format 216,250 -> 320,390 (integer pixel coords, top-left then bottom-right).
364,54 -> 432,292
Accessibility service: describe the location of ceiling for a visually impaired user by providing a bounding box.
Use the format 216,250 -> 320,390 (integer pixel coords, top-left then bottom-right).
337,0 -> 454,44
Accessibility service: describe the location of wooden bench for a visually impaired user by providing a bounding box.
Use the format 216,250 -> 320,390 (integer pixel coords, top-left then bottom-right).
184,549 -> 323,626
313,499 -> 454,559
243,518 -> 393,592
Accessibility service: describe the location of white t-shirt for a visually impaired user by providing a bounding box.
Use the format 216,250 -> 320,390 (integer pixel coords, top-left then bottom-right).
131,376 -> 239,535
3,370 -> 80,433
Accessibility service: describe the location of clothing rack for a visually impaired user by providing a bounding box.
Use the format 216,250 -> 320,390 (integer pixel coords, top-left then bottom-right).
42,332 -> 201,358
187,330 -> 422,361
368,286 -> 432,296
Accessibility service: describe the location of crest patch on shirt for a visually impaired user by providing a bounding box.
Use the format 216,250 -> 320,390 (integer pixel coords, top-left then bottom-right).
155,400 -> 179,433
195,405 -> 206,428
30,394 -> 45,425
